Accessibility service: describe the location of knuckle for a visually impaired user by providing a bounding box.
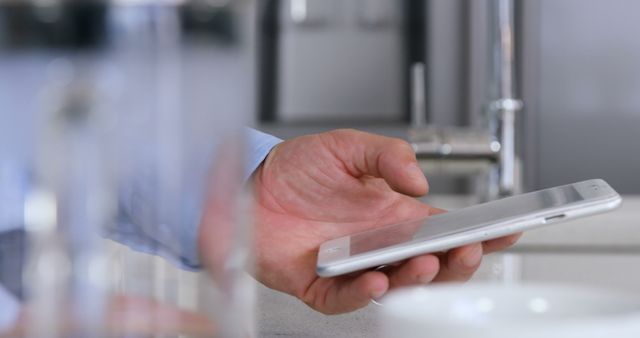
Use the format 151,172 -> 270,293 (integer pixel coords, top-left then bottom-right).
330,128 -> 359,137
324,129 -> 362,148
455,257 -> 482,275
302,294 -> 330,314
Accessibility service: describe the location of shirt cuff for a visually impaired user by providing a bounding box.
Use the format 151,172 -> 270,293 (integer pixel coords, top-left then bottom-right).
108,129 -> 282,272
244,128 -> 282,181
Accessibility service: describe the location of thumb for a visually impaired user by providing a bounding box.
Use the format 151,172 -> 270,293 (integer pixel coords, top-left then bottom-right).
325,129 -> 428,197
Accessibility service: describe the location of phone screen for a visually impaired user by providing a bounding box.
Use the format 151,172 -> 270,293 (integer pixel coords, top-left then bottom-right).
349,185 -> 584,255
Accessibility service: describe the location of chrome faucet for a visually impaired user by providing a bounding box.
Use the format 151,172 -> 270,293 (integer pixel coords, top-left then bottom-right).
409,0 -> 523,201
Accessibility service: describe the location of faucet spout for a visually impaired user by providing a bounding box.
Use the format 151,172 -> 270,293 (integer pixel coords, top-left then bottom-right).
488,0 -> 523,197
409,0 -> 523,201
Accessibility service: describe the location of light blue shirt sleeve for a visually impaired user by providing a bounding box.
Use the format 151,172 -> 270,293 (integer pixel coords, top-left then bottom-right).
0,284 -> 20,332
106,128 -> 282,270
244,128 -> 283,181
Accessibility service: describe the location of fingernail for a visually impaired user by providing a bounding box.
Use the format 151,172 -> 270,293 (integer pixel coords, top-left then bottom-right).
371,289 -> 387,299
407,162 -> 427,189
418,273 -> 434,284
407,163 -> 424,181
462,245 -> 483,268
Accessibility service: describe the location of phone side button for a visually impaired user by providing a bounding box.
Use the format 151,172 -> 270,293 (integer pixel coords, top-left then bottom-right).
543,214 -> 566,224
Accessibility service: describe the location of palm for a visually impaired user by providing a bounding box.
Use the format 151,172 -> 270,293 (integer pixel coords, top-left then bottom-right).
251,130 -> 520,314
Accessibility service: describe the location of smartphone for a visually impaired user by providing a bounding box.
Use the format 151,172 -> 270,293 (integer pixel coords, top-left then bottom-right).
316,179 -> 622,278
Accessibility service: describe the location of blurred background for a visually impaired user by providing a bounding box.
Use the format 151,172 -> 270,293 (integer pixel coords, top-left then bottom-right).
252,1 -> 640,336
1,0 -> 640,337
254,0 -> 640,195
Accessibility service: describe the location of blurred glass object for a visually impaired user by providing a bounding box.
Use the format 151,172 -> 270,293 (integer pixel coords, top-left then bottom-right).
288,0 -> 329,26
1,0 -> 254,336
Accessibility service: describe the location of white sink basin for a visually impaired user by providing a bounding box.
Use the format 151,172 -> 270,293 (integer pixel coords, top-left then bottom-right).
380,283 -> 640,338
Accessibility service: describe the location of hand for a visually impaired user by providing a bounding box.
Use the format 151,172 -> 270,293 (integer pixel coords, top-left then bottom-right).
246,129 -> 518,314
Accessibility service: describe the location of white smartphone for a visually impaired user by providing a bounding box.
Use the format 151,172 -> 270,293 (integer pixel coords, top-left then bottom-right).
316,179 -> 622,278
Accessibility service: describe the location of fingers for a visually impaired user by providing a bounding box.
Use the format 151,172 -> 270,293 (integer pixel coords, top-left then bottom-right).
382,232 -> 520,287
432,243 -> 483,283
314,271 -> 389,314
386,254 -> 440,288
326,129 -> 428,197
311,237 -> 514,314
314,255 -> 438,314
428,233 -> 520,284
382,233 -> 520,287
483,233 -> 523,254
